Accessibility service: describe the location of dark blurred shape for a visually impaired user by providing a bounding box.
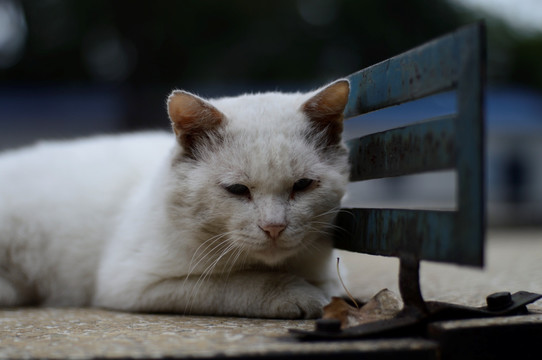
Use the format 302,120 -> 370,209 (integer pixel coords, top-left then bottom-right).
0,85 -> 125,150
3,0 -> 465,87
509,35 -> 542,91
503,150 -> 527,204
296,0 -> 339,26
82,24 -> 137,82
0,0 -> 26,68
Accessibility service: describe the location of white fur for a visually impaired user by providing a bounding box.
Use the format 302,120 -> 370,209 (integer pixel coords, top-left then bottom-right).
0,85 -> 349,318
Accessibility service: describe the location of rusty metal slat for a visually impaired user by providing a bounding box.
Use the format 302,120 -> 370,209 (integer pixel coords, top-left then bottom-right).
333,208 -> 481,265
336,23 -> 485,268
454,23 -> 486,268
347,116 -> 455,182
343,25 -> 479,118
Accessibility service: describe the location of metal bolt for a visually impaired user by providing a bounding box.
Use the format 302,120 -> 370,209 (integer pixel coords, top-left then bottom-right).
315,318 -> 342,333
486,291 -> 513,311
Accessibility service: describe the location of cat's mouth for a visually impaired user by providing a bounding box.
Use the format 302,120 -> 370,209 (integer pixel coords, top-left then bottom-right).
247,239 -> 300,265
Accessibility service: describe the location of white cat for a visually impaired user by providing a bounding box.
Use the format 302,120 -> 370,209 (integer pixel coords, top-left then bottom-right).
0,80 -> 350,319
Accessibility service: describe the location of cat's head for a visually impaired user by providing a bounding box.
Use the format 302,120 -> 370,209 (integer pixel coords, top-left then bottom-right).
167,80 -> 350,266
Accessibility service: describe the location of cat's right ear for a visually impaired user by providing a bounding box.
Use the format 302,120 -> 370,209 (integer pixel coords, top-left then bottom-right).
167,90 -> 225,157
301,79 -> 350,147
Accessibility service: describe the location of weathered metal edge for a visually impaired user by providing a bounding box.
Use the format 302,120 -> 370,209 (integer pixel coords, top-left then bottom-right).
343,22 -> 482,118
346,115 -> 455,182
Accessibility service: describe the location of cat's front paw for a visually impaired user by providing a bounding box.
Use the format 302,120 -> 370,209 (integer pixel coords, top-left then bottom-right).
264,275 -> 328,319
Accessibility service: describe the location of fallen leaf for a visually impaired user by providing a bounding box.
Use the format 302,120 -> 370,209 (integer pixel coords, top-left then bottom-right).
323,289 -> 403,328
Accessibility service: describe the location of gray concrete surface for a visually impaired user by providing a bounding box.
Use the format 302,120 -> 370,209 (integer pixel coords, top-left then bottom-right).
0,228 -> 541,359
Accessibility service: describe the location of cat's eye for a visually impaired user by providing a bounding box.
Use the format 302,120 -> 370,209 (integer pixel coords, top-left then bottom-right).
292,178 -> 314,192
224,183 -> 251,197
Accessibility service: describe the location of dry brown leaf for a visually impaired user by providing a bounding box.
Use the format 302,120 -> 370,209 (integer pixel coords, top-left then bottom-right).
322,289 -> 403,329
322,297 -> 355,327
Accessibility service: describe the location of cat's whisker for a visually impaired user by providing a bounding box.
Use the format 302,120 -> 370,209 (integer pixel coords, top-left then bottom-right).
303,226 -> 336,244
188,231 -> 236,272
217,245 -> 245,294
184,240 -> 238,314
207,242 -> 238,277
211,242 -> 239,282
335,208 -> 359,220
182,233 -> 236,313
316,207 -> 358,223
185,231 -> 238,282
220,243 -> 240,274
312,206 -> 342,219
187,237 -> 222,276
225,245 -> 245,279
235,251 -> 250,277
309,221 -> 345,233
297,237 -> 324,256
304,221 -> 334,233
185,253 -> 236,313
188,239 -> 233,287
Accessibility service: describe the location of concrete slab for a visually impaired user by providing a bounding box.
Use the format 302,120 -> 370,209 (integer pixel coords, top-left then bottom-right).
0,308 -> 438,359
0,229 -> 540,359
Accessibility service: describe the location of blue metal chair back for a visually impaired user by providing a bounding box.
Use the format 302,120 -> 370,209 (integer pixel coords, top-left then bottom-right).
335,23 -> 486,311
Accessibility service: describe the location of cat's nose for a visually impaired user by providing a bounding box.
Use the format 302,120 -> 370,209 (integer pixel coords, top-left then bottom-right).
259,223 -> 287,240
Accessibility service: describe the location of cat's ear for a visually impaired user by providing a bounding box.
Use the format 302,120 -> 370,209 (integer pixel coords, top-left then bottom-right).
301,79 -> 350,146
167,90 -> 225,157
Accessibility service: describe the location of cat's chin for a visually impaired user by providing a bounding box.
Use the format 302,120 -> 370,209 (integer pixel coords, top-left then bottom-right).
250,247 -> 299,266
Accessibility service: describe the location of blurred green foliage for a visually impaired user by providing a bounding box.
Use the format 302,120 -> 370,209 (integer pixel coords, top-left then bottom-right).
0,0 -> 483,88
2,0 -> 541,90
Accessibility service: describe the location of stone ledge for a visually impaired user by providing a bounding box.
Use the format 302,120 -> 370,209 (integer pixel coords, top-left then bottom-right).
0,308 -> 438,359
1,229 -> 541,359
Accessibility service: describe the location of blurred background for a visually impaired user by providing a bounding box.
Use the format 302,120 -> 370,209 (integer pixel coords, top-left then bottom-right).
0,0 -> 541,227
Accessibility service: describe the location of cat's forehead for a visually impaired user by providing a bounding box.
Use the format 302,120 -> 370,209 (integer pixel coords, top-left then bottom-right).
205,97 -> 318,182
210,92 -> 306,130
212,139 -> 321,192
223,127 -> 318,177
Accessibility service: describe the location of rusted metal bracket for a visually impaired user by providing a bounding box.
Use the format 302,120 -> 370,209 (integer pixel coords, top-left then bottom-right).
398,254 -> 428,317
291,251 -> 541,341
289,291 -> 542,340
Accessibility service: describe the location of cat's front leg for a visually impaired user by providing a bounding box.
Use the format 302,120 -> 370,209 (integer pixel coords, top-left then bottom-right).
210,271 -> 329,319
95,271 -> 328,319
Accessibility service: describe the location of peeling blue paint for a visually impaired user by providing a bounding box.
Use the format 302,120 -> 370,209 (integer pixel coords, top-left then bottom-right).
335,23 -> 485,267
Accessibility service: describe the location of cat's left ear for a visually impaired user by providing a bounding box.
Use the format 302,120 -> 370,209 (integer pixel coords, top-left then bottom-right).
301,79 -> 350,146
